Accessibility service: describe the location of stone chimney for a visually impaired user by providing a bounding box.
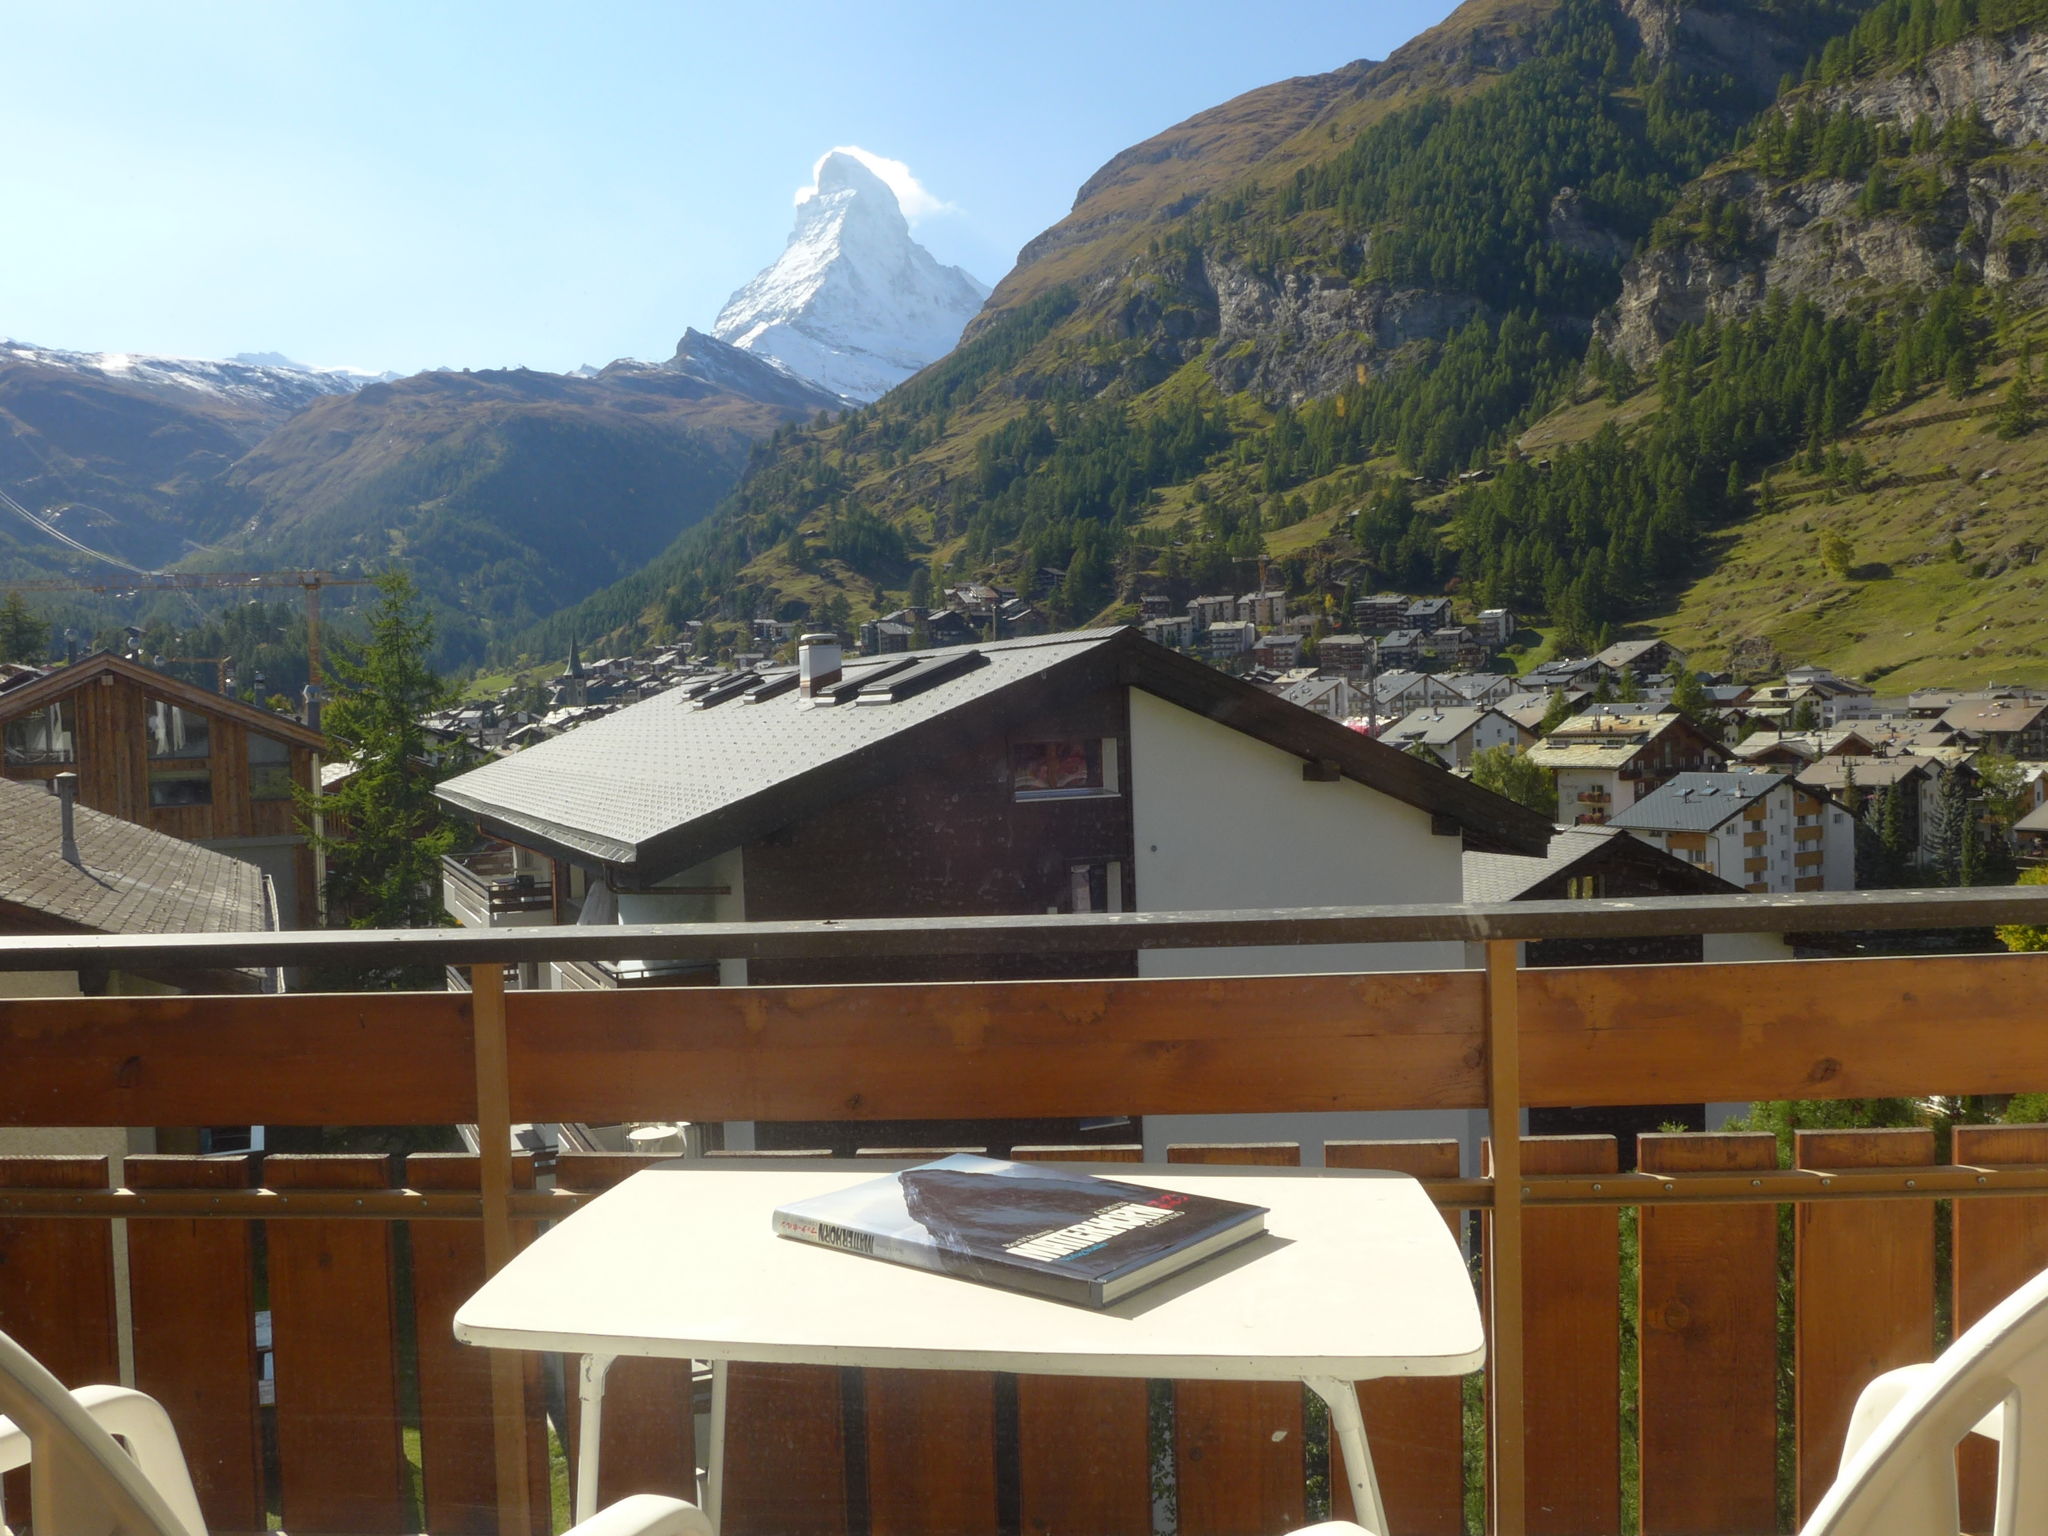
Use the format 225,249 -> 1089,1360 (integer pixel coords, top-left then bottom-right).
799,634 -> 843,700
52,771 -> 80,866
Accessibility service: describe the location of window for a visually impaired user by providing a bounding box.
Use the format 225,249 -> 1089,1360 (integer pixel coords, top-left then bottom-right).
1066,860 -> 1123,914
1565,874 -> 1604,900
146,700 -> 210,760
1012,738 -> 1119,800
3,701 -> 74,765
248,734 -> 293,801
147,699 -> 212,807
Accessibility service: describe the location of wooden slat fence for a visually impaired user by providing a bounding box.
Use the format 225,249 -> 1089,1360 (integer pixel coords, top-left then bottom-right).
7,1130 -> 2048,1534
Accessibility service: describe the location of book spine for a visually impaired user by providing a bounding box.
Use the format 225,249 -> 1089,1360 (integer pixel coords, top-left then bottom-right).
774,1212 -> 1095,1305
773,1211 -> 949,1274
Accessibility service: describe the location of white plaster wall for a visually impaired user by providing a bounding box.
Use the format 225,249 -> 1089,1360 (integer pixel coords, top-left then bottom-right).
1128,689 -> 1466,977
1125,689 -> 1487,1164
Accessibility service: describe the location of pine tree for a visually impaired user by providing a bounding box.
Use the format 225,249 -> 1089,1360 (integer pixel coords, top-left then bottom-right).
1539,689 -> 1577,734
1878,780 -> 1908,875
1928,764 -> 1974,885
0,593 -> 47,664
301,570 -> 462,981
1996,372 -> 2036,439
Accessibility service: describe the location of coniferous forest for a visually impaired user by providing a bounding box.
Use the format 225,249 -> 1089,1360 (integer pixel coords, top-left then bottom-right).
515,0 -> 2048,674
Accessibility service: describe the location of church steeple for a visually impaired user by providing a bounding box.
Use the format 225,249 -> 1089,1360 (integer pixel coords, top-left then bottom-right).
568,636 -> 584,679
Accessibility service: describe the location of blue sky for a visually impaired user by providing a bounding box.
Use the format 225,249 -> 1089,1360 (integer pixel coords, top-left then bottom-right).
1,2 -> 1459,376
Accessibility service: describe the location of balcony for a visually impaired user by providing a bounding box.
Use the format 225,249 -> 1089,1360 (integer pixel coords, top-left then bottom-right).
6,888 -> 2048,1536
443,845 -> 555,929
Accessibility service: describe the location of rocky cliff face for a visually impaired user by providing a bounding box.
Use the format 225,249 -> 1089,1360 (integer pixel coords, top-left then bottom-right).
1602,27 -> 2048,366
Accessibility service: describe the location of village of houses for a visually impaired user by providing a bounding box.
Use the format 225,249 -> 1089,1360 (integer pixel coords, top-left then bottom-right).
9,575 -> 2048,997
6,579 -> 2048,1161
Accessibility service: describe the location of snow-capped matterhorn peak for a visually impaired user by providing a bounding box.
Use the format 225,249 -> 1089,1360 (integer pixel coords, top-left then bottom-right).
712,149 -> 988,404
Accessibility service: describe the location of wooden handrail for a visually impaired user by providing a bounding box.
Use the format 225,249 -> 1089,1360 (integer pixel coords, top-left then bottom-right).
3,884 -> 2048,972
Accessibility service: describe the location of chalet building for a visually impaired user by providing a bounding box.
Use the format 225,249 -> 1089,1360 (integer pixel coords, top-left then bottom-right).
1609,771 -> 1854,893
1423,625 -> 1487,668
922,610 -> 979,648
1939,695 -> 2048,759
1730,727 -> 1876,769
1352,592 -> 1410,634
1381,706 -> 1526,768
1204,620 -> 1259,658
1473,609 -> 1514,647
1188,595 -> 1239,631
436,626 -> 1551,1158
1525,656 -> 1616,692
1499,688 -> 1582,733
1526,710 -> 1730,826
1141,615 -> 1195,650
1370,670 -> 1467,714
1403,597 -> 1452,635
1270,672 -> 1365,722
1314,634 -> 1371,678
1248,632 -> 1302,670
1442,672 -> 1516,707
859,619 -> 916,655
0,653 -> 326,926
1239,590 -> 1289,628
1594,639 -> 1685,680
1376,629 -> 1424,667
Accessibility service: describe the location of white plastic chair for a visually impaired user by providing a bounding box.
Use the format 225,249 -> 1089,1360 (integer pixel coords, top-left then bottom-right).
1801,1263 -> 2048,1535
0,1325 -> 712,1536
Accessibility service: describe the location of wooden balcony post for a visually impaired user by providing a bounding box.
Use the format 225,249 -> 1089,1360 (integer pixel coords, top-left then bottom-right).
1486,939 -> 1526,1536
469,961 -> 531,1536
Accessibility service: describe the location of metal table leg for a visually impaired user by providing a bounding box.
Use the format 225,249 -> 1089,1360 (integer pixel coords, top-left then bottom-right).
1306,1375 -> 1389,1536
705,1360 -> 729,1530
576,1352 -> 615,1525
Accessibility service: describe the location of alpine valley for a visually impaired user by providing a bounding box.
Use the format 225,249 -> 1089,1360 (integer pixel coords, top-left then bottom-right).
528,0 -> 2048,696
0,147 -> 983,665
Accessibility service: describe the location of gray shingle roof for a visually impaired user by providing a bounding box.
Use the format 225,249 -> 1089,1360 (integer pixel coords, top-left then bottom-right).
1385,707 -> 1487,747
1608,771 -> 1784,832
0,777 -> 268,935
438,626 -> 1554,871
438,631 -> 1131,866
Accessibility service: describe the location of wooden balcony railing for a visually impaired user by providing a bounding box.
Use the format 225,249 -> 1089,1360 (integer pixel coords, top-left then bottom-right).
7,886 -> 2048,1536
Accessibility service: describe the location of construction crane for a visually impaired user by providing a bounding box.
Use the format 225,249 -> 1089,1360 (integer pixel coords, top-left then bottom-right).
3,571 -> 371,693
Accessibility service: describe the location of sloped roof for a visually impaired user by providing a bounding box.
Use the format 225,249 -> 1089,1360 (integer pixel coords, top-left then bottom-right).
0,652 -> 327,749
1609,771 -> 1785,833
437,627 -> 1550,875
1940,697 -> 2048,736
1463,824 -> 1741,903
1385,707 -> 1489,747
0,777 -> 268,936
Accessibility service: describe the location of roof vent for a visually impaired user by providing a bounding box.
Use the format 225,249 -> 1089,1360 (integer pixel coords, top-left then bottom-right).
799,635 -> 842,701
691,673 -> 761,710
857,649 -> 989,704
819,655 -> 921,705
741,672 -> 800,705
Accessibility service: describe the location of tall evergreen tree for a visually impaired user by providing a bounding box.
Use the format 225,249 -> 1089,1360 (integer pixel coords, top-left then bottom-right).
0,593 -> 48,664
302,570 -> 462,979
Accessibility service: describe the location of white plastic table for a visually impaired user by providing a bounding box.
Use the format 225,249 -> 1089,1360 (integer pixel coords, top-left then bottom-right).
454,1160 -> 1483,1536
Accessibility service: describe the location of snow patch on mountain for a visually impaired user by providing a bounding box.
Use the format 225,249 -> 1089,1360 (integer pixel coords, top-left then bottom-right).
713,150 -> 988,404
1,338 -> 387,414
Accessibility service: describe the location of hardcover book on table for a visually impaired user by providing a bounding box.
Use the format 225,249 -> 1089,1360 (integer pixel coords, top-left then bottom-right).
772,1153 -> 1268,1307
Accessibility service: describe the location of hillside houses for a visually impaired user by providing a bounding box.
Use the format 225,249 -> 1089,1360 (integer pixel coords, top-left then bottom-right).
1610,772 -> 1854,894
1381,706 -> 1527,768
1527,711 -> 1729,826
